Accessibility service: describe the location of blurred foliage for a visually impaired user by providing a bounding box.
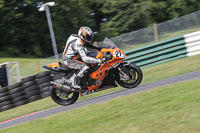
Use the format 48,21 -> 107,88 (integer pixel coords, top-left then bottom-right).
0,0 -> 200,57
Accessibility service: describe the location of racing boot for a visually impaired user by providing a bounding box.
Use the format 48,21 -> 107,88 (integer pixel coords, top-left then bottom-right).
64,73 -> 81,89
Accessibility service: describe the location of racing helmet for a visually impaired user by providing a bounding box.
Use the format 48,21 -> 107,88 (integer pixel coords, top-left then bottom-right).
78,26 -> 93,43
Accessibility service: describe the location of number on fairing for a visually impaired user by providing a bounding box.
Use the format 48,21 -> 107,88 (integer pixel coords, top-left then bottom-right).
114,51 -> 124,58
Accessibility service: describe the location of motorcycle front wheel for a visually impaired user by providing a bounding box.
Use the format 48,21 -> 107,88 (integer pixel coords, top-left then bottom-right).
115,63 -> 143,88
50,86 -> 79,106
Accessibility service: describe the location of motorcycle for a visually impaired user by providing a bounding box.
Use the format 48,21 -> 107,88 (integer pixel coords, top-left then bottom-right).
43,38 -> 143,106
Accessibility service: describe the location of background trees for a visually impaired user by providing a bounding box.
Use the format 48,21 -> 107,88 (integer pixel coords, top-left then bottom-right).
0,0 -> 200,57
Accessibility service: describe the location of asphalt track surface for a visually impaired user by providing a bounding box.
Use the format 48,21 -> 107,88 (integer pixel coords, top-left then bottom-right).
1,70 -> 200,129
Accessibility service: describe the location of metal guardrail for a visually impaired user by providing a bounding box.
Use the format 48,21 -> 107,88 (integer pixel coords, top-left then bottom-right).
124,31 -> 200,69
184,31 -> 200,56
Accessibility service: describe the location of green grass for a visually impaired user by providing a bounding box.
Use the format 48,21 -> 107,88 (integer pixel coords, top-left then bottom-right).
0,54 -> 199,123
1,78 -> 200,133
142,54 -> 200,84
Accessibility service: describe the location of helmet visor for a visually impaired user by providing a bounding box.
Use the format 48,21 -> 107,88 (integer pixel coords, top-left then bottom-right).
85,34 -> 93,42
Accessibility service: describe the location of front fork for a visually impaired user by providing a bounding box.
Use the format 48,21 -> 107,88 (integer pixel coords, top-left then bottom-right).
117,67 -> 130,81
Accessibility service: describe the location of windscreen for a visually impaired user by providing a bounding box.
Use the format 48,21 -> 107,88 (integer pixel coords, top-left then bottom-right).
98,37 -> 116,49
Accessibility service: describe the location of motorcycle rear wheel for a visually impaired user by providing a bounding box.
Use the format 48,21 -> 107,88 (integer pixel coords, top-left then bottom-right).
50,86 -> 79,106
115,63 -> 143,88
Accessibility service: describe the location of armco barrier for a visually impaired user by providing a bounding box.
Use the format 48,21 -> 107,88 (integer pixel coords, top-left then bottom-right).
124,30 -> 200,68
124,36 -> 187,68
184,31 -> 200,56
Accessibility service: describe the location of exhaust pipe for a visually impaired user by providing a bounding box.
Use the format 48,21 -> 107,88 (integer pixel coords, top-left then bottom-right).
50,81 -> 85,92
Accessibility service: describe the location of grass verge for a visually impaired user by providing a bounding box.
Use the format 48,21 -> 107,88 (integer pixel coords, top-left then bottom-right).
1,78 -> 200,133
0,54 -> 200,123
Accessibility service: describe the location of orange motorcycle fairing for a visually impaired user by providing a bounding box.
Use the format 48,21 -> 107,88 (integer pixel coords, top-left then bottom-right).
87,48 -> 124,90
47,62 -> 60,68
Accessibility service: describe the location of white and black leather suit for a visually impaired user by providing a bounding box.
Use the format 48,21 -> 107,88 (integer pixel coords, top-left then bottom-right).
62,34 -> 102,78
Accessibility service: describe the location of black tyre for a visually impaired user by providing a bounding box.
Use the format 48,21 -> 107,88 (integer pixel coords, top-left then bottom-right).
0,100 -> 12,107
39,86 -> 50,93
21,75 -> 35,83
9,87 -> 23,94
38,82 -> 51,89
14,100 -> 28,107
10,91 -> 25,99
22,81 -> 36,88
28,95 -> 40,103
115,63 -> 143,88
40,91 -> 50,98
0,104 -> 14,112
35,76 -> 51,85
25,90 -> 40,97
8,82 -> 22,90
35,71 -> 51,79
12,95 -> 27,103
24,85 -> 38,93
0,91 -> 9,97
0,95 -> 11,102
50,86 -> 79,106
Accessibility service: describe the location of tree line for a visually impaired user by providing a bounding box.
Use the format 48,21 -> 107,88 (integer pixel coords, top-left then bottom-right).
0,0 -> 200,57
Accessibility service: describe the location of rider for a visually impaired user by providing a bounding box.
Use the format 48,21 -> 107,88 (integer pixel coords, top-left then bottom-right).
62,26 -> 105,89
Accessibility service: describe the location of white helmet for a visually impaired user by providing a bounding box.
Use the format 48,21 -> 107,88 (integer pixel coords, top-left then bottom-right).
78,26 -> 93,43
